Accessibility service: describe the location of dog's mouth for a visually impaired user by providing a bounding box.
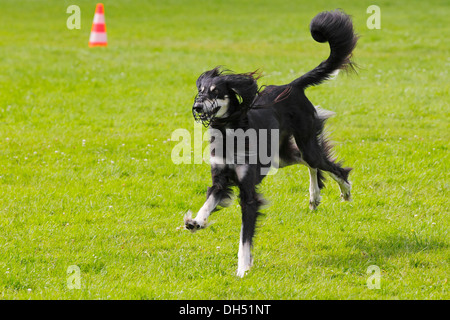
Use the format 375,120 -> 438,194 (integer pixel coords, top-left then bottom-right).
192,99 -> 220,127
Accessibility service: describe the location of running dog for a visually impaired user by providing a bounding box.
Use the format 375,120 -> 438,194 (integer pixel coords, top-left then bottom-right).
184,10 -> 358,277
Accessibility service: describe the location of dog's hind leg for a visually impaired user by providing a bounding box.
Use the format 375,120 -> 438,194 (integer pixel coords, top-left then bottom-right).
295,134 -> 352,205
314,136 -> 352,201
308,167 -> 322,210
329,172 -> 352,201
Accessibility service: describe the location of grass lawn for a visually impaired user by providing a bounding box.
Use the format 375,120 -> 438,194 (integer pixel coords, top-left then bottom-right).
0,0 -> 448,299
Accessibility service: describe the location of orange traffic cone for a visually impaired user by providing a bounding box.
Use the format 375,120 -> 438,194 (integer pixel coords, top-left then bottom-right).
89,3 -> 107,47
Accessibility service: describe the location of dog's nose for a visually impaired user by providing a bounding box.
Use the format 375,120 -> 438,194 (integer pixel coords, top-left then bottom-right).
193,103 -> 203,113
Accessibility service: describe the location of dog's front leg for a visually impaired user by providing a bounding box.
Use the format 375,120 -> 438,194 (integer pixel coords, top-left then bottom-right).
236,188 -> 261,277
236,166 -> 264,277
184,189 -> 221,232
184,171 -> 232,232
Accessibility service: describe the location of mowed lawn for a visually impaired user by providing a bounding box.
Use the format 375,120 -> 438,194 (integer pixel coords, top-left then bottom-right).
0,0 -> 448,299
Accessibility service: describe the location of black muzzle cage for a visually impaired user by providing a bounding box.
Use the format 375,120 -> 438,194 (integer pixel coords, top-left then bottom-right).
192,94 -> 220,127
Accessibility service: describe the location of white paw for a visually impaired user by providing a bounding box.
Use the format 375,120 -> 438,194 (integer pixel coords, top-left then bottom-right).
236,246 -> 253,278
183,210 -> 206,233
236,265 -> 251,278
309,195 -> 322,210
340,182 -> 352,201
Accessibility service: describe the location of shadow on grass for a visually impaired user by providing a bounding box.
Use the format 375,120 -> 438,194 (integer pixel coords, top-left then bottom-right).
304,233 -> 448,271
350,233 -> 448,258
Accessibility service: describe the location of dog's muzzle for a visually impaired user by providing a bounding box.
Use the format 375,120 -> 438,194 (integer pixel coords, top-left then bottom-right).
192,96 -> 220,127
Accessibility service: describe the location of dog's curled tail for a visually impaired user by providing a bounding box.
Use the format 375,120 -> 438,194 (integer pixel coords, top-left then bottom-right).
293,10 -> 358,89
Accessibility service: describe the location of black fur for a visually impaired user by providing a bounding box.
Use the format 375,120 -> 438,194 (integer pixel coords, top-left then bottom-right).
186,10 -> 358,276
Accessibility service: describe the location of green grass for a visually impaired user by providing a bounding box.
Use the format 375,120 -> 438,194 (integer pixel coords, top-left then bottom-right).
0,0 -> 448,299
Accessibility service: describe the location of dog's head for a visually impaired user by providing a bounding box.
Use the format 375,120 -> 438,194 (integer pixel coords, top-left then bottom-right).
193,67 -> 260,126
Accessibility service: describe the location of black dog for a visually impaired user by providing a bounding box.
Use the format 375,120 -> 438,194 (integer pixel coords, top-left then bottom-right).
184,10 -> 358,277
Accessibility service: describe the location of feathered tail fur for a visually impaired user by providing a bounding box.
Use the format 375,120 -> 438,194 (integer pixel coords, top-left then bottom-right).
292,10 -> 359,89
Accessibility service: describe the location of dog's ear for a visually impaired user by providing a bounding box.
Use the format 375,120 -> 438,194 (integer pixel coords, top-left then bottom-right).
196,66 -> 224,88
225,72 -> 260,108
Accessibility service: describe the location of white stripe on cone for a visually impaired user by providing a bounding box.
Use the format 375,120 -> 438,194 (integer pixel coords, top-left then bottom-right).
89,32 -> 107,43
93,13 -> 105,24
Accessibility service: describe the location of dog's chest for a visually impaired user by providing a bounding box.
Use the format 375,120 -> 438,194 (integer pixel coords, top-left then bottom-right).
208,127 -> 252,167
209,137 -> 249,181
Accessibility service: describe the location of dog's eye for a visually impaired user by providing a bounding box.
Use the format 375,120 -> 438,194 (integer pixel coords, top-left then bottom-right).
210,86 -> 218,95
